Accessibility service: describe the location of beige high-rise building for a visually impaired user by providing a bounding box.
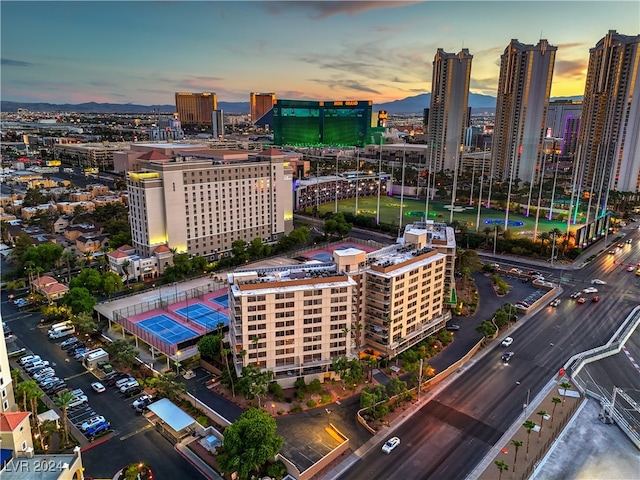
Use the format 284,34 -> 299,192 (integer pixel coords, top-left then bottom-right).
575,30 -> 640,223
228,221 -> 454,385
127,147 -> 294,259
428,48 -> 473,172
175,92 -> 217,125
491,39 -> 557,186
0,320 -> 16,412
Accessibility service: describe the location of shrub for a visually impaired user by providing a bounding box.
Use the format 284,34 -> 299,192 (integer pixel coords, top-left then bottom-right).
196,416 -> 210,427
268,382 -> 284,401
266,460 -> 288,480
306,399 -> 317,408
321,394 -> 332,404
307,379 -> 323,395
289,404 -> 303,413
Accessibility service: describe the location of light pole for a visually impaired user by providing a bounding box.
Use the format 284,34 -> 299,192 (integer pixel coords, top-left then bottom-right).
175,350 -> 181,376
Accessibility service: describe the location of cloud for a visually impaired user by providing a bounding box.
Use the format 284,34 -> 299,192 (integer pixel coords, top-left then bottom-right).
310,77 -> 382,95
554,59 -> 587,79
1,58 -> 34,67
264,1 -> 422,19
470,77 -> 498,95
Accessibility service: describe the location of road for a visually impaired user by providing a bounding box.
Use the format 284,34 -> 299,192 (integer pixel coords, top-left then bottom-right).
1,292 -> 205,480
338,228 -> 640,480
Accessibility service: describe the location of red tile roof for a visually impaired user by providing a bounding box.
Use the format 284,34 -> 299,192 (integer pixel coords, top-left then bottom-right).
261,147 -> 284,157
108,250 -> 129,259
32,276 -> 57,287
0,412 -> 30,432
42,283 -> 69,295
138,149 -> 171,161
154,245 -> 171,253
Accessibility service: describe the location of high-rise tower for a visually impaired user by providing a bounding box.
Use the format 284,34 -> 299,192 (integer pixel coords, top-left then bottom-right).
175,92 -> 217,126
428,48 -> 473,172
250,93 -> 276,126
491,39 -> 557,186
574,30 -> 640,223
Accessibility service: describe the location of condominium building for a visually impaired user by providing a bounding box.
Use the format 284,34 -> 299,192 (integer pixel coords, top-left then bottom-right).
175,92 -> 217,126
0,326 -> 16,412
491,39 -> 557,186
428,48 -> 473,172
574,30 -> 640,222
228,221 -> 454,385
545,100 -> 582,157
126,147 -> 294,259
250,92 -> 276,126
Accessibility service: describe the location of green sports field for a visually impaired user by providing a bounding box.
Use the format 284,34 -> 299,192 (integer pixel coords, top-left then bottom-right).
317,196 -> 575,235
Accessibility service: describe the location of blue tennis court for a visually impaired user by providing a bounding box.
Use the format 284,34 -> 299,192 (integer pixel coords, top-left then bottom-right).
138,315 -> 199,345
212,294 -> 229,308
312,252 -> 333,262
174,303 -> 228,329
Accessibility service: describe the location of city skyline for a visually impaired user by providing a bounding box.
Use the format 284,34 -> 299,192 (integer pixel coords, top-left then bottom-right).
1,1 -> 638,105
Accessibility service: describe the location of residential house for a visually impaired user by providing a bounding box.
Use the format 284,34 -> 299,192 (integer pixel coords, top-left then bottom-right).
76,234 -> 109,254
52,215 -> 72,234
0,411 -> 33,459
63,223 -> 104,242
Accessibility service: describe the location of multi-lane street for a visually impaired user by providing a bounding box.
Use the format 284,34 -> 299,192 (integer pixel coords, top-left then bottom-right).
339,228 -> 640,480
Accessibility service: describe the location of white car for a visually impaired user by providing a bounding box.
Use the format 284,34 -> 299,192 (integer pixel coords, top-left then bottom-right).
549,299 -> 561,307
91,382 -> 106,393
583,287 -> 599,294
68,395 -> 88,409
132,394 -> 154,411
501,337 -> 514,347
382,436 -> 400,454
591,279 -> 606,285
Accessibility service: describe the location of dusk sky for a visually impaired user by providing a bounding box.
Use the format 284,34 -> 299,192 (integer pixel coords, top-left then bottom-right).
1,1 -> 638,105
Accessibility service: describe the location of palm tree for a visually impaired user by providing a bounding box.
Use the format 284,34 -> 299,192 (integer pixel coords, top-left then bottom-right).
537,409 -> 548,441
510,439 -> 523,474
60,250 -> 76,283
121,260 -> 131,286
537,231 -> 551,253
560,381 -> 572,410
523,420 -> 536,459
15,381 -> 30,412
39,420 -> 58,451
55,390 -> 75,446
352,322 -> 363,350
221,347 -> 235,397
494,460 -> 509,480
550,397 -> 562,425
11,368 -> 21,390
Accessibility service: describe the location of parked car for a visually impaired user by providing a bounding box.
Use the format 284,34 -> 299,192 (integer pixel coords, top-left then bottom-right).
60,337 -> 80,349
85,421 -> 110,437
91,382 -> 106,393
33,368 -> 56,381
115,377 -> 136,389
382,436 -> 401,454
104,373 -> 128,387
122,384 -> 142,397
445,324 -> 460,331
25,361 -> 50,373
119,380 -> 139,394
81,415 -> 106,432
132,394 -> 154,411
18,355 -> 40,366
43,381 -> 66,394
39,377 -> 61,388
68,394 -> 88,409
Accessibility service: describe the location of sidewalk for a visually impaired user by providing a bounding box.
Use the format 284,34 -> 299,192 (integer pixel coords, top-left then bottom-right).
471,379 -> 583,480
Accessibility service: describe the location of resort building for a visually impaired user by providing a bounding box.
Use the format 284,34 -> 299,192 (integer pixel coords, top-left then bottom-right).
228,221 -> 455,386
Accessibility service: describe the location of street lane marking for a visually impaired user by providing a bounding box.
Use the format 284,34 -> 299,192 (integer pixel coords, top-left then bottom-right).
64,371 -> 90,381
119,423 -> 153,441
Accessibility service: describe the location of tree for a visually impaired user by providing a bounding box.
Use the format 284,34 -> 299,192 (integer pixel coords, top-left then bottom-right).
69,268 -> 102,292
550,397 -> 562,426
510,439 -> 523,474
149,373 -> 185,401
22,242 -> 63,272
71,311 -> 98,334
537,409 -> 548,441
121,260 -> 131,286
323,212 -> 352,237
61,287 -> 96,314
476,320 -> 497,339
101,270 -> 123,297
60,250 -> 77,283
523,420 -> 536,459
494,460 -> 509,480
236,364 -> 273,407
217,408 -> 284,480
221,347 -> 236,397
197,333 -> 222,361
106,339 -> 138,368
560,381 -> 572,410
55,390 -> 75,446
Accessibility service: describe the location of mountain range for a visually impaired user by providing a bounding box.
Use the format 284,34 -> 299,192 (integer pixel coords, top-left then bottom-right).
1,94 -> 583,115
